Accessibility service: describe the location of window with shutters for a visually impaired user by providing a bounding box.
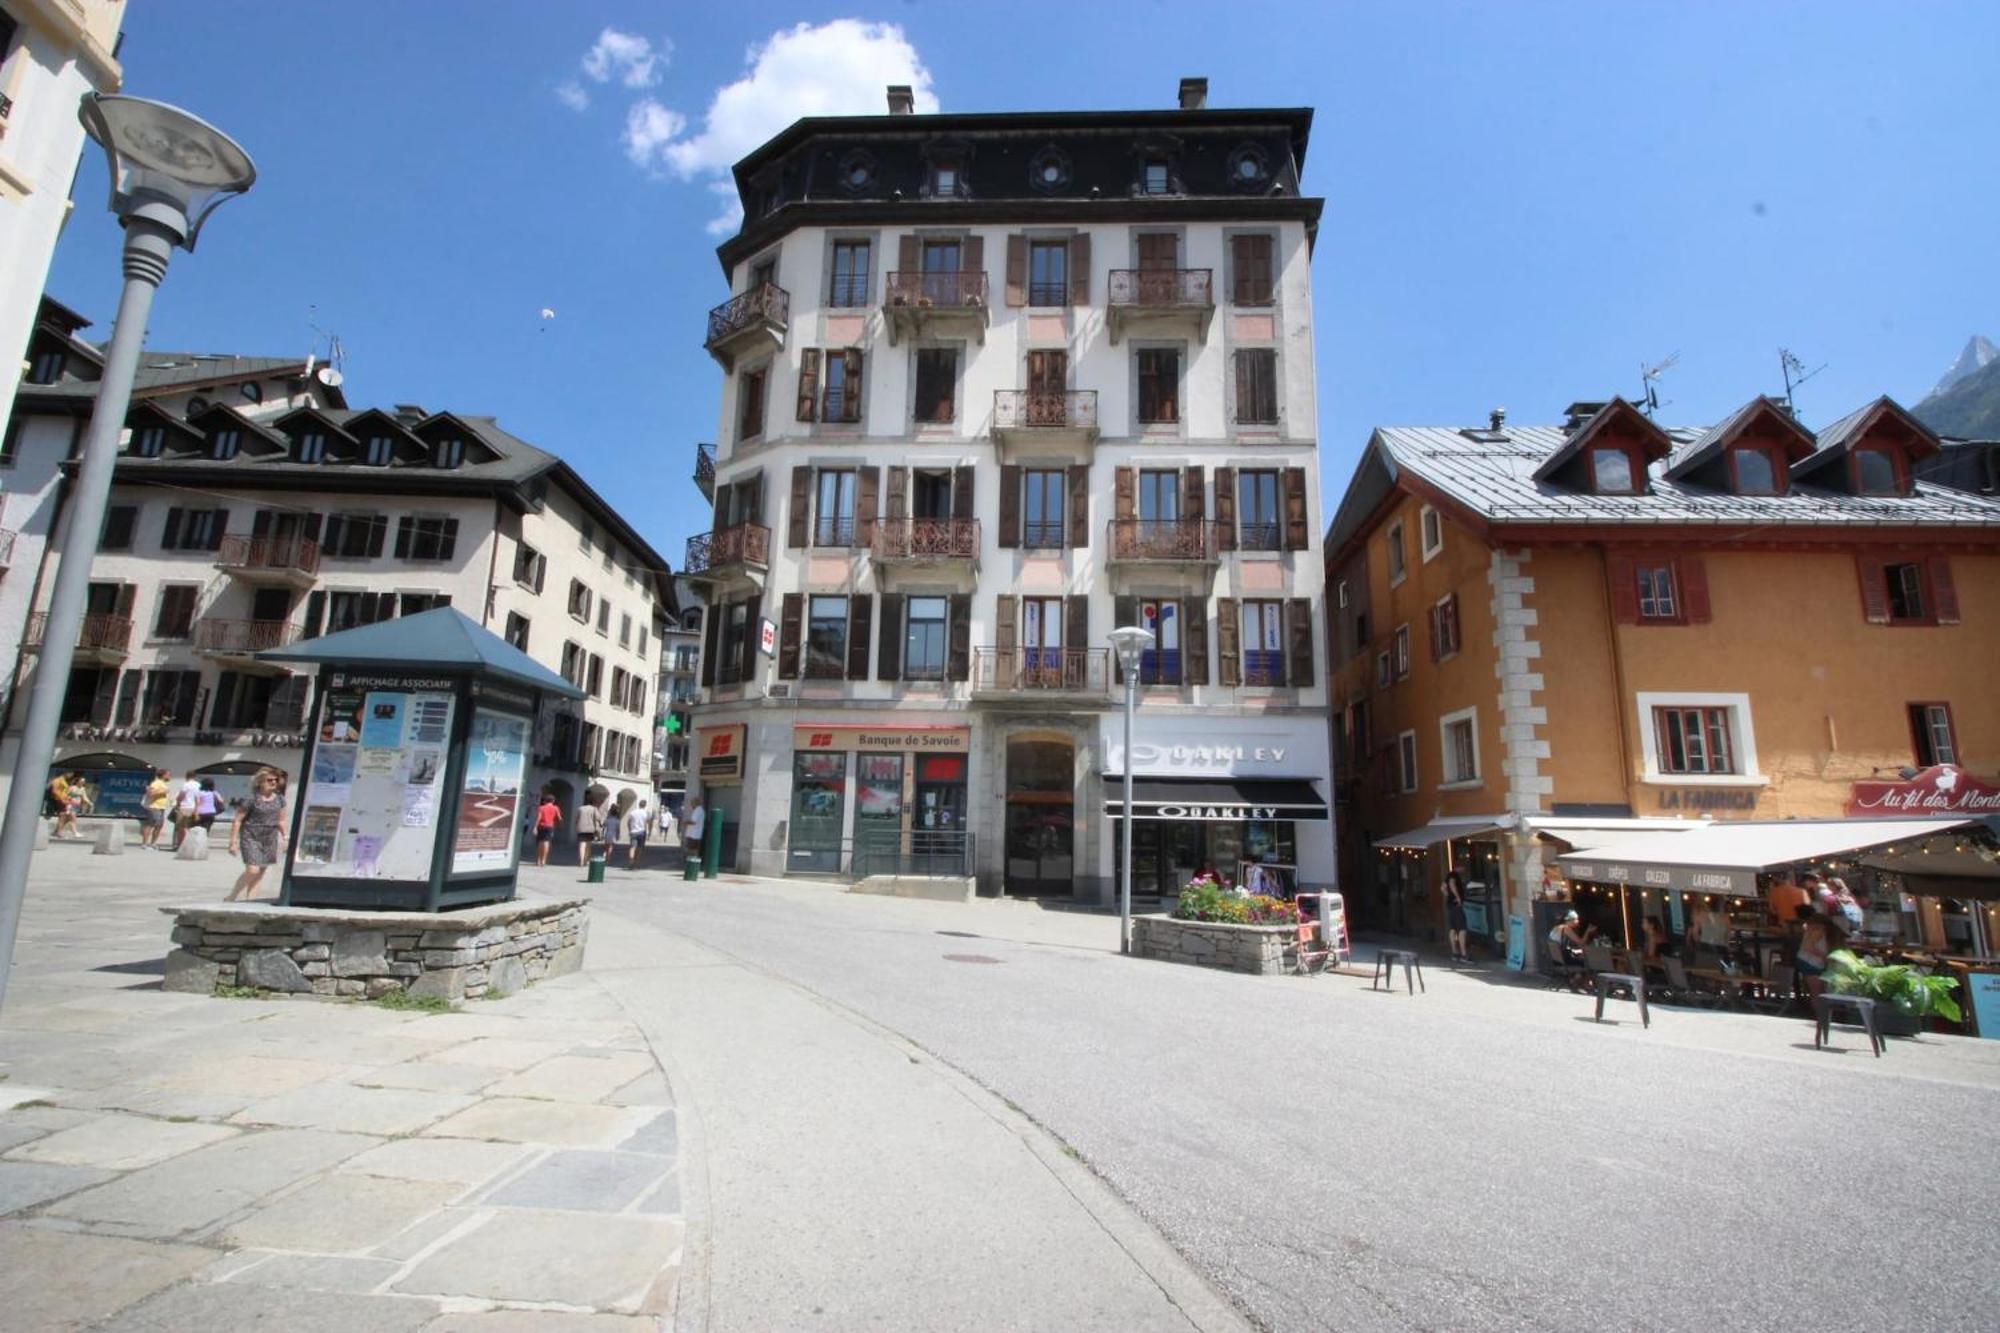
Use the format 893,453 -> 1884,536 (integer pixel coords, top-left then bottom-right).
1138,598 -> 1182,685
829,239 -> 872,307
596,598 -> 611,635
560,641 -> 583,686
1028,240 -> 1068,306
568,580 -> 592,622
513,542 -> 546,591
395,515 -> 458,562
806,596 -> 849,678
821,349 -> 863,423
721,603 -> 751,685
904,597 -> 948,681
1440,707 -> 1480,786
611,667 -> 628,711
400,592 -> 449,617
364,435 -> 395,466
1136,348 -> 1180,424
1242,601 -> 1285,685
1397,730 -> 1419,793
1022,470 -> 1066,549
161,508 -> 228,552
1885,562 -> 1926,621
101,505 -> 138,550
1234,349 -> 1278,424
504,612 -> 530,652
1376,649 -> 1391,690
1419,505 -> 1442,560
1385,519 -> 1407,583
1229,233 -> 1274,305
1637,563 -> 1678,620
738,367 -> 767,441
815,470 -> 857,546
1638,692 -> 1758,782
1392,624 -> 1411,680
326,590 -> 397,634
1431,594 -> 1459,659
911,469 -> 954,518
323,512 -> 388,559
152,586 -> 198,640
1909,703 -> 1957,767
142,670 -> 202,726
914,347 -> 959,423
1238,470 -> 1281,551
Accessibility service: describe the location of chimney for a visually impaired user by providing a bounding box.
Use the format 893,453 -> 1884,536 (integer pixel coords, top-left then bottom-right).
886,85 -> 914,116
393,403 -> 426,425
1489,407 -> 1507,432
1178,77 -> 1208,111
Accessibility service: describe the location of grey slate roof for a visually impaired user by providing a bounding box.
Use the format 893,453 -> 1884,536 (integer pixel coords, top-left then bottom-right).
259,607 -> 585,699
25,352 -> 308,400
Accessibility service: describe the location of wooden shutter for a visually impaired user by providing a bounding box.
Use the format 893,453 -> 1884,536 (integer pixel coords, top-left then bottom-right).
964,234 -> 985,291
1068,464 -> 1089,548
897,234 -> 919,284
88,669 -> 118,726
699,609 -> 718,687
1112,595 -> 1137,683
1427,603 -> 1441,662
839,349 -> 864,422
996,595 -> 1018,658
1608,555 -> 1640,623
114,583 -> 136,617
393,515 -> 413,559
1215,468 -> 1237,550
1183,465 -> 1205,522
114,670 -> 142,725
1445,595 -> 1461,654
161,507 -> 184,549
1929,557 -> 1960,624
1186,600 -> 1210,684
366,514 -> 387,557
251,509 -> 272,537
947,594 -> 971,681
744,470 -> 765,522
846,596 -> 872,680
796,349 -> 821,422
998,465 -> 1022,547
777,593 -> 802,679
1069,232 -> 1090,305
1114,467 -> 1135,521
952,465 -> 974,518
857,466 -> 880,547
304,590 -> 326,641
1679,556 -> 1713,624
886,466 -> 909,520
1005,234 -> 1027,306
877,593 -> 903,681
1282,467 -> 1308,550
1065,596 -> 1088,663
1216,598 -> 1241,686
1288,599 -> 1315,689
787,466 -> 811,549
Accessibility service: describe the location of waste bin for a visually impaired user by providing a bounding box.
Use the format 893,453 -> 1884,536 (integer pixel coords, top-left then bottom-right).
587,853 -> 606,884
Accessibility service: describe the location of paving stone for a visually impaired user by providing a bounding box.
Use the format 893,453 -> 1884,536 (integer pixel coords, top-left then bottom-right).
478,1149 -> 672,1212
100,1282 -> 437,1332
342,1137 -> 529,1184
369,1204 -> 479,1261
222,1173 -> 461,1251
393,1211 -> 683,1311
216,1250 -> 405,1293
421,1098 -> 652,1148
487,1053 -> 656,1104
354,1062 -> 503,1095
422,1312 -> 660,1332
634,1171 -> 680,1216
422,1038 -> 570,1071
0,1222 -> 213,1331
231,1082 -> 474,1136
615,1109 -> 677,1157
44,1128 -> 378,1237
605,1070 -> 674,1108
239,949 -> 312,993
0,1160 -> 117,1215
5,1113 -> 238,1169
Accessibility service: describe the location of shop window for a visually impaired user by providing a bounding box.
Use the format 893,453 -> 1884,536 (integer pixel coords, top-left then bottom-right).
1909,703 -> 1956,767
829,239 -> 872,307
1022,469 -> 1066,550
1234,350 -> 1278,425
1241,601 -> 1285,686
1397,730 -> 1419,793
1385,519 -> 1407,583
738,367 -> 767,441
914,348 -> 958,424
1238,470 -> 1281,551
1392,623 -> 1410,680
1637,563 -> 1678,620
806,596 -> 849,678
1419,505 -> 1443,560
1441,708 -> 1479,786
815,470 -> 858,546
1652,706 -> 1737,775
1732,448 -> 1779,495
1590,449 -> 1636,494
904,596 -> 948,681
1854,448 -> 1899,496
1028,240 -> 1068,306
1136,348 -> 1180,425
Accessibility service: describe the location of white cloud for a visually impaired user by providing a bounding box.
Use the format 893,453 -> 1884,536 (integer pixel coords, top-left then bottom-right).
622,20 -> 938,230
583,28 -> 665,89
554,81 -> 589,112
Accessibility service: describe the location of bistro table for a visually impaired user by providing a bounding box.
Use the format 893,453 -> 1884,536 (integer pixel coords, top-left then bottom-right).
1684,965 -> 1770,1010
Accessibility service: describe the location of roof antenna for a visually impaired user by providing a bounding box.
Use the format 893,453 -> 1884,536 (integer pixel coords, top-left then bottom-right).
1779,347 -> 1826,416
305,305 -> 346,390
1638,351 -> 1678,417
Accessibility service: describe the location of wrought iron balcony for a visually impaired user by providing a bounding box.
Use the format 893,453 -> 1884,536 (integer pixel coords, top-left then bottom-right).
693,442 -> 716,502
194,618 -> 301,660
683,521 -> 771,584
970,647 -> 1109,698
216,534 -> 319,585
883,270 -> 991,346
993,390 -> 1098,446
1107,268 -> 1216,343
1106,518 -> 1221,564
704,282 -> 789,369
873,517 -> 980,563
26,612 -> 132,662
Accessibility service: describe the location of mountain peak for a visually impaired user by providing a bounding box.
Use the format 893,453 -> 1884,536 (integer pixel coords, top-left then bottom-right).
1928,334 -> 1999,401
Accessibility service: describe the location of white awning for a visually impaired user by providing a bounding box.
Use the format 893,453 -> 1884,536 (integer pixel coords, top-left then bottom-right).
1556,818 -> 1975,898
1373,818 -> 1504,850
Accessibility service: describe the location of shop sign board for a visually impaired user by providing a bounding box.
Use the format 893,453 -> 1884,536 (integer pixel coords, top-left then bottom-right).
759,618 -> 777,657
294,672 -> 457,882
696,724 -> 747,783
1560,857 -> 1756,897
1106,800 -> 1328,822
1846,765 -> 2000,818
793,725 -> 970,754
1967,971 -> 2000,1041
1101,716 -> 1329,780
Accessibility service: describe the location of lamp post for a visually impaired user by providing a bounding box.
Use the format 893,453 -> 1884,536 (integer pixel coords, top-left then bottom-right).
0,96 -> 254,1013
1107,625 -> 1155,955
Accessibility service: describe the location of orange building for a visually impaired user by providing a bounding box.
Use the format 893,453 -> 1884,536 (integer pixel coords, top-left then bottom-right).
1325,395 -> 2000,960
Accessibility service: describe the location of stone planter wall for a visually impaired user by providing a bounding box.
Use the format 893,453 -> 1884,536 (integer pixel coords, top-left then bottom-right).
1131,914 -> 1295,975
161,898 -> 589,1002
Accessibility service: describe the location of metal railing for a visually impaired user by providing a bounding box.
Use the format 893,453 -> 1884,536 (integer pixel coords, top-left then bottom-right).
812,516 -> 857,548
1243,652 -> 1287,687
971,647 -> 1109,693
684,522 -> 771,575
994,389 -> 1098,432
26,612 -> 132,654
1108,518 -> 1220,561
874,517 -> 979,560
1108,268 -> 1214,306
885,271 -> 989,308
1237,521 -> 1283,552
217,534 -> 321,577
850,829 -> 976,880
194,618 -> 301,654
693,442 -> 716,500
705,282 -> 789,347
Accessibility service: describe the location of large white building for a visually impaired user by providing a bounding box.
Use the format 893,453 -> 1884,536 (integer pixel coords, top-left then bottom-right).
685,80 -> 1333,902
0,1 -> 126,445
3,297 -> 673,813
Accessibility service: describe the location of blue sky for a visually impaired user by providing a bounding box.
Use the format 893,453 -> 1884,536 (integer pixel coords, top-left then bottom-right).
43,2 -> 1997,569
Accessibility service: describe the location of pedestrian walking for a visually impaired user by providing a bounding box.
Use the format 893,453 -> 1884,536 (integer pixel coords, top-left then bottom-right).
226,768 -> 289,901
194,779 -> 222,832
172,772 -> 201,849
533,790 -> 561,867
1443,870 -> 1471,964
625,799 -> 650,868
45,771 -> 72,839
681,794 -> 706,866
574,798 -> 605,867
140,769 -> 172,849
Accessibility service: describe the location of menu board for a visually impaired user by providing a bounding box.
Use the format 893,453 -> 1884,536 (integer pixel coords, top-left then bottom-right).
293,674 -> 456,881
452,709 -> 530,875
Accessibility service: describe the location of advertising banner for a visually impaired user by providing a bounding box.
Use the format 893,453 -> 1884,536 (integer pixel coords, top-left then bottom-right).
452,709 -> 530,875
293,673 -> 457,881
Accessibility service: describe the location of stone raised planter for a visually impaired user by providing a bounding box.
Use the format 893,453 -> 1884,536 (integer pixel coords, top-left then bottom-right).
1130,913 -> 1296,975
160,898 -> 589,1003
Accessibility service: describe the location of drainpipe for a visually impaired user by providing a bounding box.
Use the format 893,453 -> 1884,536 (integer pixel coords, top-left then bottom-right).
1597,547 -> 1635,807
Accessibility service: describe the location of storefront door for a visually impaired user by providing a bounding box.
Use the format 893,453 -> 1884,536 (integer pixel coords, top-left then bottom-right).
853,754 -> 903,876
913,754 -> 967,856
789,752 -> 847,873
1005,739 -> 1073,896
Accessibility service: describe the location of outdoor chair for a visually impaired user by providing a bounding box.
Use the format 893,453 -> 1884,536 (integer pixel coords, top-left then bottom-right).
1543,946 -> 1589,993
1292,921 -> 1331,977
1584,940 -> 1615,975
1663,957 -> 1715,1008
1371,946 -> 1425,994
1813,994 -> 1885,1058
1593,972 -> 1652,1028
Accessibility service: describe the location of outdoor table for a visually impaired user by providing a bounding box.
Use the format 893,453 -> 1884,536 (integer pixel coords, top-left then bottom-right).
1685,966 -> 1767,1010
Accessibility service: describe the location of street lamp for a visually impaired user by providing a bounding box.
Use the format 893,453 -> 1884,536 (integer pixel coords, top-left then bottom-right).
0,95 -> 254,1013
1106,624 -> 1155,955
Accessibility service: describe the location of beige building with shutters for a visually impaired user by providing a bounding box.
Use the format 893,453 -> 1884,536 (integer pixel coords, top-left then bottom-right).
683,80 -> 1334,900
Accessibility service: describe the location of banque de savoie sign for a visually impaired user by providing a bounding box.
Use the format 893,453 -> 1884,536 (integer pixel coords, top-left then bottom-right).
1846,765 -> 2000,818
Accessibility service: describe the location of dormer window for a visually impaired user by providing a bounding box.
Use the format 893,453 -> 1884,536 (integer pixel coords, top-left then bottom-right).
297,432 -> 326,464
1142,160 -> 1171,195
365,435 -> 394,466
28,350 -> 64,384
1590,449 -> 1635,494
433,438 -> 464,469
211,429 -> 240,461
134,426 -> 166,458
1854,448 -> 1899,496
930,159 -> 960,198
1731,448 -> 1778,495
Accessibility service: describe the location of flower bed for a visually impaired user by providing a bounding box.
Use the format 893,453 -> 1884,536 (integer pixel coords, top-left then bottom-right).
1172,874 -> 1299,925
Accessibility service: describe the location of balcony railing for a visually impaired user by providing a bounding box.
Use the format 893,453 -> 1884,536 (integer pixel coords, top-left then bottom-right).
1107,518 -> 1220,562
873,517 -> 980,561
1237,522 -> 1284,553
194,618 -> 301,654
27,612 -> 132,655
885,271 -> 989,309
684,521 -> 771,577
971,647 -> 1109,694
1108,268 -> 1214,307
216,534 -> 320,578
693,442 -> 716,502
705,282 -> 789,348
993,390 -> 1098,433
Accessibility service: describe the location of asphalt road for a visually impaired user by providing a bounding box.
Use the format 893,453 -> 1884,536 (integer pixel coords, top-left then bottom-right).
565,870 -> 1999,1333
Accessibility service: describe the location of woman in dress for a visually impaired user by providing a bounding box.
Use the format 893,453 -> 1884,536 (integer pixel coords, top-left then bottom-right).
574,797 -> 604,867
227,768 -> 289,902
1443,870 -> 1471,964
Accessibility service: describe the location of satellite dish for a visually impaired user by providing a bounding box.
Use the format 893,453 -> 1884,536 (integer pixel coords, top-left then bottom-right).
316,366 -> 343,388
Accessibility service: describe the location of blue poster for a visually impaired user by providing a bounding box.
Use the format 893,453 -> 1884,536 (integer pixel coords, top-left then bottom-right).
86,770 -> 153,819
1966,970 -> 2000,1042
1506,914 -> 1527,970
360,693 -> 406,748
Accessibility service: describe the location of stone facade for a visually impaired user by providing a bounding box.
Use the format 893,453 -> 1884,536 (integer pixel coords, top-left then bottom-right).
160,898 -> 589,1002
1130,914 -> 1296,975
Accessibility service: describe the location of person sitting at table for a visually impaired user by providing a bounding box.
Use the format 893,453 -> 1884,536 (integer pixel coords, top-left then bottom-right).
1639,916 -> 1671,966
1551,910 -> 1596,964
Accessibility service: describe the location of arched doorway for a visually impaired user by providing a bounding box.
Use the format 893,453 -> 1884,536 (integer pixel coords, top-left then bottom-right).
1004,737 -> 1074,896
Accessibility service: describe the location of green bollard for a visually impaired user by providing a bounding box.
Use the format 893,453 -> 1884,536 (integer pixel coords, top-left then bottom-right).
682,834 -> 701,882
586,853 -> 606,884
702,813 -> 722,879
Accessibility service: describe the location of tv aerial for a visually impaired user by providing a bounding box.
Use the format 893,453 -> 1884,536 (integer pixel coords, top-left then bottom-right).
1638,351 -> 1678,416
303,304 -> 346,390
1779,347 -> 1826,413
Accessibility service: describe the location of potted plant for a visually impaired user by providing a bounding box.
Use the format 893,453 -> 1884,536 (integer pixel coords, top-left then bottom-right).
1824,949 -> 1963,1037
